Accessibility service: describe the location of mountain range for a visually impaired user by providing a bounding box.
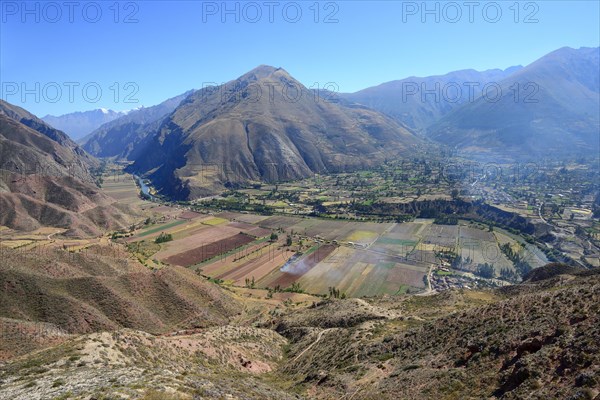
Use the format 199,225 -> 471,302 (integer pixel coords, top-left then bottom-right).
42,108 -> 130,141
428,47 -> 600,158
81,90 -> 194,159
340,65 -> 523,132
0,46 -> 599,400
34,46 -> 600,198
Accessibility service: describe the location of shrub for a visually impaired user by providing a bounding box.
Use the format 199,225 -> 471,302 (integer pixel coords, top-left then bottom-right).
155,232 -> 173,244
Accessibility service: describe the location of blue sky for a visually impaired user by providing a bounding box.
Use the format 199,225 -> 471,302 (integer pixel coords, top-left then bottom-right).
1,1 -> 598,116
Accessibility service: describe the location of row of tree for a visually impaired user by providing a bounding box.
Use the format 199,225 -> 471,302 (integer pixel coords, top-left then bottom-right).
499,243 -> 533,279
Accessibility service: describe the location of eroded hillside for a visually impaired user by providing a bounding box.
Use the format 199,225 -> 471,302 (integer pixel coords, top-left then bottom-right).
1,257 -> 598,400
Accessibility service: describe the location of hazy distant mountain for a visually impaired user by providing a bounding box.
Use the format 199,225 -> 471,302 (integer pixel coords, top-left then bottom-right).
428,47 -> 600,159
0,100 -> 135,236
340,66 -> 522,132
81,91 -> 194,159
42,108 -> 128,140
128,66 -> 422,199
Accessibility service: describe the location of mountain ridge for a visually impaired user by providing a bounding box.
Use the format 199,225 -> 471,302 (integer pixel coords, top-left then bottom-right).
339,65 -> 523,132
0,100 -> 137,236
127,65 -> 423,199
42,108 -> 130,140
427,46 -> 600,159
81,90 -> 194,159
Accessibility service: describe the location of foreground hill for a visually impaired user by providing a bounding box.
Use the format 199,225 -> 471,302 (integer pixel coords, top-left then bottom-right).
0,261 -> 597,399
273,266 -> 600,399
0,245 -> 239,348
341,66 -> 521,132
0,101 -> 136,236
428,47 -> 600,159
42,108 -> 127,141
81,90 -> 194,159
128,65 -> 423,199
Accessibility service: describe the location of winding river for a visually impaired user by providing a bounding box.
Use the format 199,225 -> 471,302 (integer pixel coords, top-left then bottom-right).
134,175 -> 158,201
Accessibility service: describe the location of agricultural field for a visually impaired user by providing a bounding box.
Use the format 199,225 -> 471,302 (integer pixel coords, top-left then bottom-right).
13,164 -> 564,298
456,226 -> 514,274
293,245 -> 429,297
200,241 -> 294,286
100,172 -> 148,208
493,229 -> 548,269
423,224 -> 459,248
2,163 -> 557,297
1,178 -> 540,298
0,227 -> 72,251
165,233 -> 256,267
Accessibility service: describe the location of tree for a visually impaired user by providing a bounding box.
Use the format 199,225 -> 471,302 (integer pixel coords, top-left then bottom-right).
475,263 -> 495,279
285,282 -> 303,293
329,286 -> 339,298
286,235 -> 292,246
270,233 -> 278,242
244,277 -> 255,289
451,188 -> 460,200
155,232 -> 173,244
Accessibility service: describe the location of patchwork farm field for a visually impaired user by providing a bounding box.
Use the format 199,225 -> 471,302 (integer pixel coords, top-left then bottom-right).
165,233 -> 256,267
120,204 -> 544,297
296,246 -> 429,296
457,226 -> 514,273
101,172 -> 148,207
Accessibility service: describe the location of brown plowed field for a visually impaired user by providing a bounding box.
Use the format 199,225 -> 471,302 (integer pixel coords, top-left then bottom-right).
164,233 -> 255,267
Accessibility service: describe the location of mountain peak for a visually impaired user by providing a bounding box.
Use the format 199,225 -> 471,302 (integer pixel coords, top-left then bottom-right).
251,64 -> 279,73
237,65 -> 291,83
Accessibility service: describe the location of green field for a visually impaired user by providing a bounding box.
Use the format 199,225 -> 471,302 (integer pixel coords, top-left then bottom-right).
137,220 -> 187,237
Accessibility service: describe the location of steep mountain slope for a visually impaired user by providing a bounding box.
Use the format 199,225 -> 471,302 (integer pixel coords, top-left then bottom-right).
0,101 -> 136,235
81,90 -> 194,159
428,47 -> 600,159
273,266 -> 600,399
0,100 -> 98,177
0,245 -> 239,337
42,108 -> 127,141
0,327 -> 297,400
341,66 -> 522,132
128,66 -> 423,199
0,172 -> 137,236
0,114 -> 94,183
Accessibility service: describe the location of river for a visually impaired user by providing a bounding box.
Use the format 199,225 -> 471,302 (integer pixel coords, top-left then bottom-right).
134,175 -> 157,201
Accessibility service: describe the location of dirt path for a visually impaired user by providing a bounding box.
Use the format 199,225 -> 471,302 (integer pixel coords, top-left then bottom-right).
416,264 -> 436,296
47,231 -> 59,242
292,328 -> 334,362
539,202 -> 551,225
366,223 -> 397,250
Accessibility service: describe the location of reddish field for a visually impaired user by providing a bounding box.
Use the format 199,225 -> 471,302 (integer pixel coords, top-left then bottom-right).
164,233 -> 255,267
179,211 -> 203,219
265,244 -> 336,289
199,241 -> 276,277
386,265 -> 428,288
